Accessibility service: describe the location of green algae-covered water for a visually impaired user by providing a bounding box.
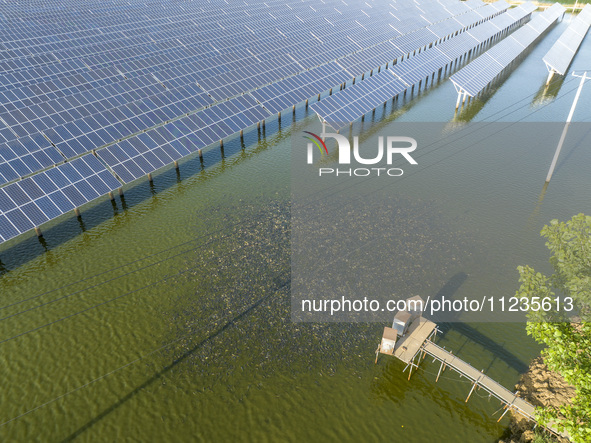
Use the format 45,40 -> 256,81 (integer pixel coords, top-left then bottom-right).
1,14 -> 591,442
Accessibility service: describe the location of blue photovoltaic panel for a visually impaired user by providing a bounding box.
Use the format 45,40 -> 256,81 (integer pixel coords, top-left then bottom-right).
98,95 -> 271,183
505,2 -> 537,20
450,3 -> 565,96
0,154 -> 120,242
490,0 -> 511,11
42,82 -> 216,159
543,4 -> 591,75
393,28 -> 439,54
454,10 -> 487,27
0,134 -> 63,185
467,21 -> 503,42
337,42 -> 405,77
312,1 -> 535,127
250,63 -> 351,114
0,0 -> 518,244
198,58 -> 303,101
310,71 -> 406,125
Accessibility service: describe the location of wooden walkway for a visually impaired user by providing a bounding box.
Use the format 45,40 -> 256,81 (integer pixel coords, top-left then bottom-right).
421,340 -> 536,421
393,317 -> 437,364
378,317 -> 569,440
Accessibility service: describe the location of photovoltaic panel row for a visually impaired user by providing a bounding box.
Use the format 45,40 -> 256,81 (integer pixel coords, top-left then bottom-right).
453,10 -> 488,28
436,34 -> 482,60
389,51 -> 450,86
0,0 -> 516,244
0,134 -> 63,186
25,79 -> 212,175
543,4 -> 591,75
504,2 -> 537,20
450,3 -> 566,96
0,6 -> 420,126
0,1 -> 430,90
198,59 -> 303,101
97,95 -> 271,184
0,65 -> 216,172
488,0 -> 512,11
312,2 -> 535,127
0,25 -> 275,96
393,28 -> 443,55
467,20 -> 506,42
0,153 -> 120,243
250,63 -> 353,114
0,0 -> 462,109
1,76 -> 214,160
10,1 -> 434,83
337,42 -> 405,77
337,0 -> 508,77
310,73 -> 407,124
385,1 -> 533,87
0,0 -> 468,114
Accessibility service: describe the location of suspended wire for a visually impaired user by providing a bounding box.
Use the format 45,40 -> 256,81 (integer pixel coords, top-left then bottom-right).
0,51 -> 584,432
0,72 -> 584,332
1,66 -> 579,316
0,226 -> 286,345
0,272 -> 291,428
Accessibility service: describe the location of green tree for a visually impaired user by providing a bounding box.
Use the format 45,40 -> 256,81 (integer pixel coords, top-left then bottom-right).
516,214 -> 591,442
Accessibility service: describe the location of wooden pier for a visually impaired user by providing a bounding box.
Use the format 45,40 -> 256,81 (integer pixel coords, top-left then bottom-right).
377,316 -> 569,440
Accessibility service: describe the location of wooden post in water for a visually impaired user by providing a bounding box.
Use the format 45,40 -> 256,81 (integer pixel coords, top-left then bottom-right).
497,405 -> 510,422
435,359 -> 445,382
466,373 -> 483,402
34,227 -> 42,237
74,207 -> 81,217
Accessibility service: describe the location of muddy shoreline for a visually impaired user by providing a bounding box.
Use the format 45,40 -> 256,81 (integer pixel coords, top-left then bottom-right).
499,357 -> 574,443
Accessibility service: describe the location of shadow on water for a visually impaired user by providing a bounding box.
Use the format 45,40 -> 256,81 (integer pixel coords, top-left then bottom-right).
0,111 -> 302,275
369,359 -> 505,435
430,272 -> 529,374
60,276 -> 289,442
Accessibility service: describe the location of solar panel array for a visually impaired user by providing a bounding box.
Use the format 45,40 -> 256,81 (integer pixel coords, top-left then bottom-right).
335,1 -> 510,77
0,0 -> 515,244
450,3 -> 567,96
0,154 -> 121,242
97,95 -> 271,183
543,4 -> 591,76
311,1 -> 530,126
